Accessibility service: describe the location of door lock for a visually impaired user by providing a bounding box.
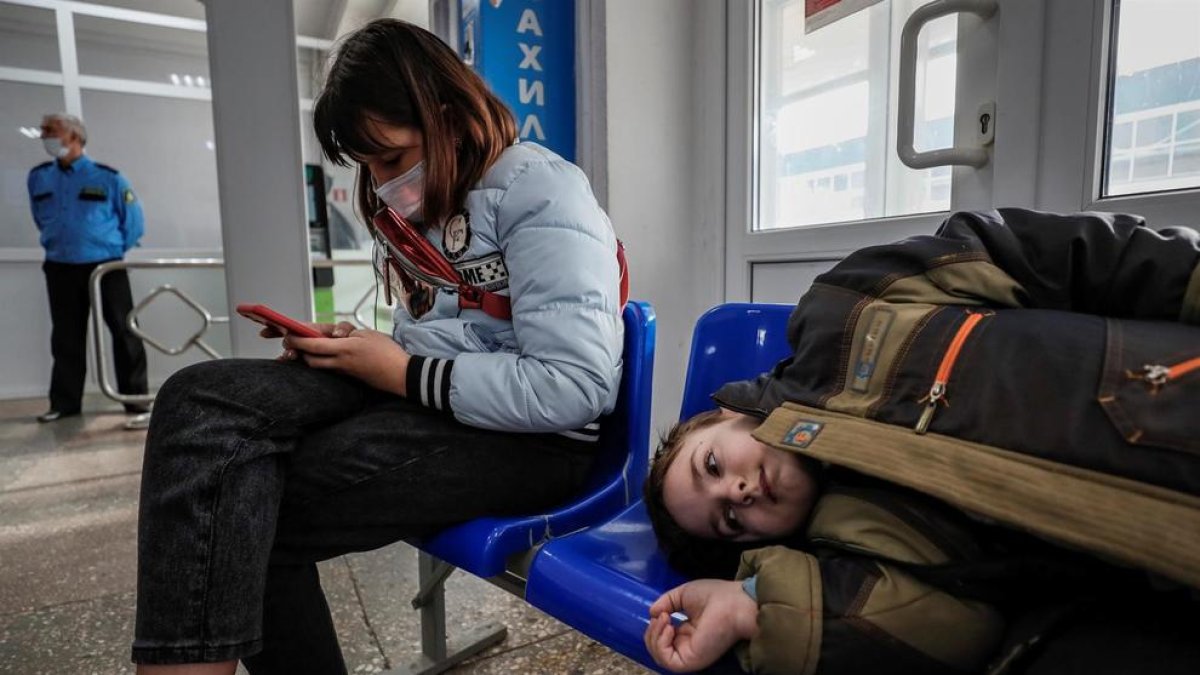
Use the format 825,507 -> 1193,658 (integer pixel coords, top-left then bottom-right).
976,102 -> 996,146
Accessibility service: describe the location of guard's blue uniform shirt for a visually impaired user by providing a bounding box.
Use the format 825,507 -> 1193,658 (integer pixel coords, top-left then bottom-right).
27,154 -> 145,264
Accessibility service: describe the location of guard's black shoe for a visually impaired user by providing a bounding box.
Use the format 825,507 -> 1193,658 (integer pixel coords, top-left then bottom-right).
36,410 -> 80,423
124,403 -> 151,415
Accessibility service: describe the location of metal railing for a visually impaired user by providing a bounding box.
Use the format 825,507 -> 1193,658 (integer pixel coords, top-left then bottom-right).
312,258 -> 380,327
88,257 -> 377,427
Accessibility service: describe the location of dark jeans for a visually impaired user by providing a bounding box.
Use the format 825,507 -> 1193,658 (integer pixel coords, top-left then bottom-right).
43,259 -> 148,412
132,359 -> 594,671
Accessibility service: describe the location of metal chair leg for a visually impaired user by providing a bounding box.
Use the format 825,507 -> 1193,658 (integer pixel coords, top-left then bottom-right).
383,550 -> 508,675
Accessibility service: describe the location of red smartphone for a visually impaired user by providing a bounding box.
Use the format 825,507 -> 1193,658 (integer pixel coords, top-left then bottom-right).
236,304 -> 323,339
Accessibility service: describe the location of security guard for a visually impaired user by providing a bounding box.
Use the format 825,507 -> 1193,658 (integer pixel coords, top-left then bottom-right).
28,113 -> 148,423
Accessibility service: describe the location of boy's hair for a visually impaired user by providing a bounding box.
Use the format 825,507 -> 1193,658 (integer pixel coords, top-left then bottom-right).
644,409 -> 763,578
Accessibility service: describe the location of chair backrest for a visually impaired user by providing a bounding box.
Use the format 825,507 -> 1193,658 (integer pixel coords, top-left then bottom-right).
679,303 -> 794,420
525,302 -> 797,671
583,300 -> 657,501
416,301 -> 655,576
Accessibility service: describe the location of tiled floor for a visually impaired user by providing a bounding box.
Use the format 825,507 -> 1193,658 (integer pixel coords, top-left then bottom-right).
0,395 -> 652,675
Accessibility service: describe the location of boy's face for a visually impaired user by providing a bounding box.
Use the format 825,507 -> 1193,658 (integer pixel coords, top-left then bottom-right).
663,410 -> 817,542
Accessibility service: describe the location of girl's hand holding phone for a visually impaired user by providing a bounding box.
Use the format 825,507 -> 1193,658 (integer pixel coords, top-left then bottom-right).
282,326 -> 412,396
238,304 -> 324,339
267,320 -> 349,344
241,305 -> 412,396
273,321 -> 342,361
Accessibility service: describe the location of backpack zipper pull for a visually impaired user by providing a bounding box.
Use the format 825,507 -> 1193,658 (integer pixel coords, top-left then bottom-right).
916,382 -> 946,434
914,311 -> 985,434
1126,357 -> 1200,394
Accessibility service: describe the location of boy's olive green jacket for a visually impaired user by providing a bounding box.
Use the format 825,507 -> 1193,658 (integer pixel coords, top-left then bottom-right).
712,209 -> 1200,673
733,484 -> 1005,675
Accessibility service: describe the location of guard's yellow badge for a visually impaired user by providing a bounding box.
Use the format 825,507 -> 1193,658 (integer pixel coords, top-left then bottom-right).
123,189 -> 136,204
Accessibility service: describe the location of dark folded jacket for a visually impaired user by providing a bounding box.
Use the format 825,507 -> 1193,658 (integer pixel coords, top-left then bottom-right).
714,209 -> 1200,673
715,208 -> 1200,493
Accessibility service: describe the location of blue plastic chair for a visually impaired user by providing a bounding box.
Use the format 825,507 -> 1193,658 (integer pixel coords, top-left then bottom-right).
396,301 -> 656,674
418,300 -> 657,576
678,303 -> 796,419
525,303 -> 793,671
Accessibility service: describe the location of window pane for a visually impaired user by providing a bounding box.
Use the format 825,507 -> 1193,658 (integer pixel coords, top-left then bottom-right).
1131,148 -> 1170,181
1177,110 -> 1200,141
778,0 -> 869,95
1111,121 -> 1133,149
76,15 -> 209,86
1110,157 -> 1132,184
298,47 -> 321,100
757,0 -> 955,231
1173,142 -> 1200,176
0,2 -> 60,71
0,82 -> 65,248
1102,0 -> 1200,197
81,90 -> 221,250
1134,114 -> 1172,147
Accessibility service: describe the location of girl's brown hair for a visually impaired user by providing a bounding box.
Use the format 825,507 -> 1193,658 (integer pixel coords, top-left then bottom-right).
313,19 -> 518,231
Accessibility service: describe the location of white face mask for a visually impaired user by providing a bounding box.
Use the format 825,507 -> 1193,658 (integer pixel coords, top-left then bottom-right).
374,161 -> 424,220
42,137 -> 69,159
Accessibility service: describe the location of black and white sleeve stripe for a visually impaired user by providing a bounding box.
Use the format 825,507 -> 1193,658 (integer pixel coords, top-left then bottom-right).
558,420 -> 601,443
406,355 -> 454,413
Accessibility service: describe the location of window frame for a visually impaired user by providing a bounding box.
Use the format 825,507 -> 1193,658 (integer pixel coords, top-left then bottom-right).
1039,0 -> 1200,226
724,0 -> 1199,303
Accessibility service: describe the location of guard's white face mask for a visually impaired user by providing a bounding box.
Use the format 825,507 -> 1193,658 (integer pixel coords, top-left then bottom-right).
374,161 -> 424,220
42,137 -> 69,159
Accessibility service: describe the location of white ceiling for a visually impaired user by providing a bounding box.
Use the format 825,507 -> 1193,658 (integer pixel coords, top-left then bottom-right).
71,0 -> 429,40
74,0 -> 206,22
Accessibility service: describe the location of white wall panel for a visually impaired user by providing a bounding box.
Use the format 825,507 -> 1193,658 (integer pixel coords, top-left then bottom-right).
81,90 -> 222,251
74,13 -> 209,81
0,81 -> 64,249
0,1 -> 60,69
607,0 -> 688,435
750,259 -> 839,305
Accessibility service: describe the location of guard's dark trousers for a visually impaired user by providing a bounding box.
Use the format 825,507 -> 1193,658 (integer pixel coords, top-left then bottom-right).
42,259 -> 148,413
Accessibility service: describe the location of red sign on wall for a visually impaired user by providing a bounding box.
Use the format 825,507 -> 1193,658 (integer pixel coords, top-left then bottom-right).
805,0 -> 882,33
806,0 -> 843,14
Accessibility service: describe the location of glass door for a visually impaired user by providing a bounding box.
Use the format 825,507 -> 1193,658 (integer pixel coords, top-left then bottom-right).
726,0 -> 1003,302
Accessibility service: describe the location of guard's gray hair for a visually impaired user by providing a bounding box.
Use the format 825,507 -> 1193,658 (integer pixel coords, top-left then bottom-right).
42,113 -> 87,146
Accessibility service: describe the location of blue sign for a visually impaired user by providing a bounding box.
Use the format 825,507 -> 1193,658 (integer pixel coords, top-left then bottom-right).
460,0 -> 576,161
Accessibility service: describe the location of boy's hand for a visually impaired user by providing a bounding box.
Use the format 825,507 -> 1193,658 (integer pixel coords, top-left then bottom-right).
644,579 -> 759,672
283,326 -> 412,396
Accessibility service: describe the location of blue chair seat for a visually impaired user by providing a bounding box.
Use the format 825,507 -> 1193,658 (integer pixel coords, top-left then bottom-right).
417,300 -> 657,578
525,303 -> 794,671
526,500 -> 686,667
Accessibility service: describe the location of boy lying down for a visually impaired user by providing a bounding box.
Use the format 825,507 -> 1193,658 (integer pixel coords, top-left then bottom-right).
643,209 -> 1200,674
